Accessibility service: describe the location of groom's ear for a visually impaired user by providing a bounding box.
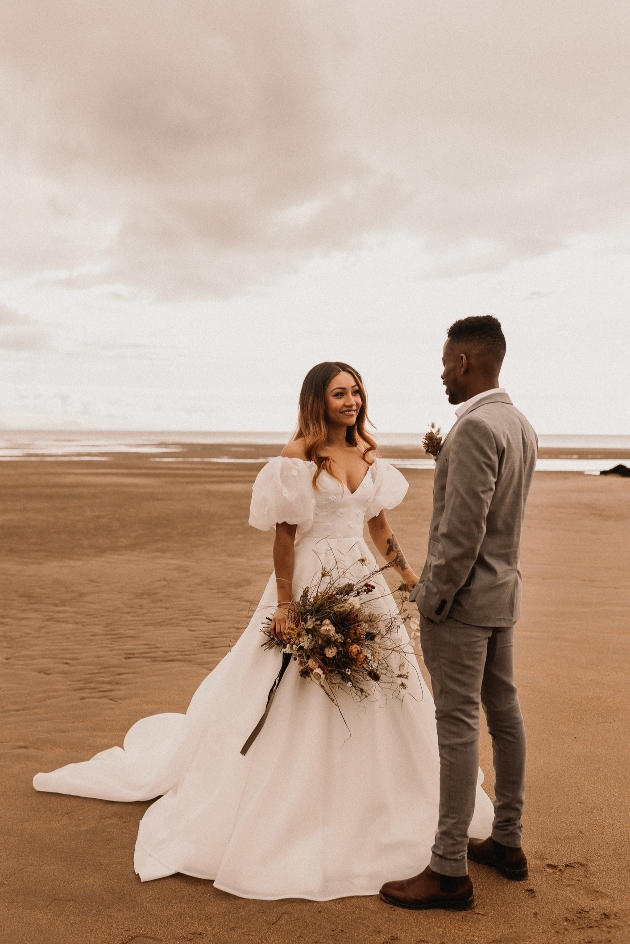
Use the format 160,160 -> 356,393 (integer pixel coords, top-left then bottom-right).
459,352 -> 469,374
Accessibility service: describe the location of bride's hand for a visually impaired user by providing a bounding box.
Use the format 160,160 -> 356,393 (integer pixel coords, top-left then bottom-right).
270,603 -> 293,642
400,570 -> 419,592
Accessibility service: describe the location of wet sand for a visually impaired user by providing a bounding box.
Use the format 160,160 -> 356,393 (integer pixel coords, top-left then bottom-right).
1,450 -> 629,944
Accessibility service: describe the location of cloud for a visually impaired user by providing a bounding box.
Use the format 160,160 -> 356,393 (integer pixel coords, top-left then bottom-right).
0,303 -> 52,349
0,1 -> 629,292
524,290 -> 555,301
0,303 -> 30,326
0,329 -> 51,351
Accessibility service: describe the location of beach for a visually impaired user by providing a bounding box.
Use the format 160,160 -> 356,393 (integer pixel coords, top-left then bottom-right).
1,449 -> 629,944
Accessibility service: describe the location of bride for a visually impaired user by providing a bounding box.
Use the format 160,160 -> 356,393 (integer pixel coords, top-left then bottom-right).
34,361 -> 493,901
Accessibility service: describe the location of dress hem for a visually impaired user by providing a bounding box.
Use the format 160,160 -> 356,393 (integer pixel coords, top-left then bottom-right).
135,841 -> 386,901
211,882 -> 383,902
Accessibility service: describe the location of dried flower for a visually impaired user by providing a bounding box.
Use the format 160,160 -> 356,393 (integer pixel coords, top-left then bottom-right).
261,555 -> 420,719
422,422 -> 443,458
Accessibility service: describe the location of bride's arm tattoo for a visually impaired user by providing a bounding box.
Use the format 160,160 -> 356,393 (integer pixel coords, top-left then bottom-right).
386,533 -> 408,572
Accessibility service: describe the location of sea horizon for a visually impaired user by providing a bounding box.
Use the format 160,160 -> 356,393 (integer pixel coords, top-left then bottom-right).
1,429 -> 630,448
1,429 -> 629,473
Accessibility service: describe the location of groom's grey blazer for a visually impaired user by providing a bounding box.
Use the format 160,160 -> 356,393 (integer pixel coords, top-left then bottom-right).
410,392 -> 537,627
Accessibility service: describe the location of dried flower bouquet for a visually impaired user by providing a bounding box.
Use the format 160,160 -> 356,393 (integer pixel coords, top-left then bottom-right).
240,558 -> 421,754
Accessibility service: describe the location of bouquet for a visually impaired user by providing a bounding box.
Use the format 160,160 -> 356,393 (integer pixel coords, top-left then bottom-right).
241,560 -> 420,754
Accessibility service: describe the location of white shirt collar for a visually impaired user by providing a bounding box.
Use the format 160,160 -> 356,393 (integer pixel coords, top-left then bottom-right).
454,387 -> 506,419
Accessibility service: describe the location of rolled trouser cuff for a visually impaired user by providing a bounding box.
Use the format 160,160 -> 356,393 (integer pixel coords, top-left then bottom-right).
430,851 -> 469,878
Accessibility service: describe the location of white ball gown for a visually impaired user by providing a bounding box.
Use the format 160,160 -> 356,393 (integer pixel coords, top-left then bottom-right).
34,457 -> 494,900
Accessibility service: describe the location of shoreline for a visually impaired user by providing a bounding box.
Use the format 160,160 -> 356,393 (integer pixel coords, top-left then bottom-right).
1,442 -> 630,461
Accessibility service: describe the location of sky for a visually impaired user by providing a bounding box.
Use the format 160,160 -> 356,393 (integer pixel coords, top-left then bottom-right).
0,0 -> 629,435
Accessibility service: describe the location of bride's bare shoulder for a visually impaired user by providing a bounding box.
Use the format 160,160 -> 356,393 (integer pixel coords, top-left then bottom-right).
280,439 -> 309,460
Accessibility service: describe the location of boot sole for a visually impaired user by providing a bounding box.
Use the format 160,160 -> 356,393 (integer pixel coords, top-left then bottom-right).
379,891 -> 475,911
467,852 -> 528,881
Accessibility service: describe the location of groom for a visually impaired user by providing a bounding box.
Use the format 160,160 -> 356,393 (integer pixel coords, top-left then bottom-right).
381,315 -> 537,911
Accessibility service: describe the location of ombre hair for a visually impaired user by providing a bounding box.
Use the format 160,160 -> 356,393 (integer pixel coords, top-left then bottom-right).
293,361 -> 377,488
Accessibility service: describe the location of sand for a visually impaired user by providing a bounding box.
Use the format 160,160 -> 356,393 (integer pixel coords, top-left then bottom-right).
1,448 -> 629,944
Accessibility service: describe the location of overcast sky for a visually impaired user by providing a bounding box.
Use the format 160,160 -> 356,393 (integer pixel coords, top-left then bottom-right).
1,1 -> 629,434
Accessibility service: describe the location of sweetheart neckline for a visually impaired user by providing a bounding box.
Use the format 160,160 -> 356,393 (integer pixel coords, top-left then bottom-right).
335,464 -> 373,496
283,456 -> 375,496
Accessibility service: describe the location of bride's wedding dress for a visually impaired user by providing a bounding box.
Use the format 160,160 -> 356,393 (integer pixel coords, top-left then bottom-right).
34,457 -> 493,900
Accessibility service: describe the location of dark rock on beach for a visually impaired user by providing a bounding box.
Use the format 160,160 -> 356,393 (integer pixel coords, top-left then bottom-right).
600,464 -> 630,476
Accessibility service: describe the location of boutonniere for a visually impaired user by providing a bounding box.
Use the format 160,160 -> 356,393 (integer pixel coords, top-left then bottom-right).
422,423 -> 443,458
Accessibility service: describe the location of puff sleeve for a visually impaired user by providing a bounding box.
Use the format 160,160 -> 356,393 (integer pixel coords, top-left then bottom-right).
249,457 -> 316,534
364,459 -> 409,520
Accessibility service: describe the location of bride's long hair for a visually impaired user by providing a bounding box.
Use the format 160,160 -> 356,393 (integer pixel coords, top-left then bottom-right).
293,361 -> 377,488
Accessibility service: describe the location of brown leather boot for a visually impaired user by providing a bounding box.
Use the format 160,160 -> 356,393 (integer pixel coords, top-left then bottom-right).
379,865 -> 474,910
467,836 -> 528,880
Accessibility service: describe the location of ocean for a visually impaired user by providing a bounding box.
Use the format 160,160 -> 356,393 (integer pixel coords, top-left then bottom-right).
0,431 -> 628,473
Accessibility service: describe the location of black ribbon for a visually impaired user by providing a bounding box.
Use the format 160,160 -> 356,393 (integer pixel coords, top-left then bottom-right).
240,651 -> 292,756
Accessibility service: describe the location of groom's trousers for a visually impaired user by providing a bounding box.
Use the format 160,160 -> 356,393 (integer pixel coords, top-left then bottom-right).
420,615 -> 526,877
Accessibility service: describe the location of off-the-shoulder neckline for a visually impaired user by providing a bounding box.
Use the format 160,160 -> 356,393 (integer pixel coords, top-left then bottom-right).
275,455 -> 379,496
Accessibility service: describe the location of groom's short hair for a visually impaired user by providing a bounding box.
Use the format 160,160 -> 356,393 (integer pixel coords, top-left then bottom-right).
447,315 -> 506,368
